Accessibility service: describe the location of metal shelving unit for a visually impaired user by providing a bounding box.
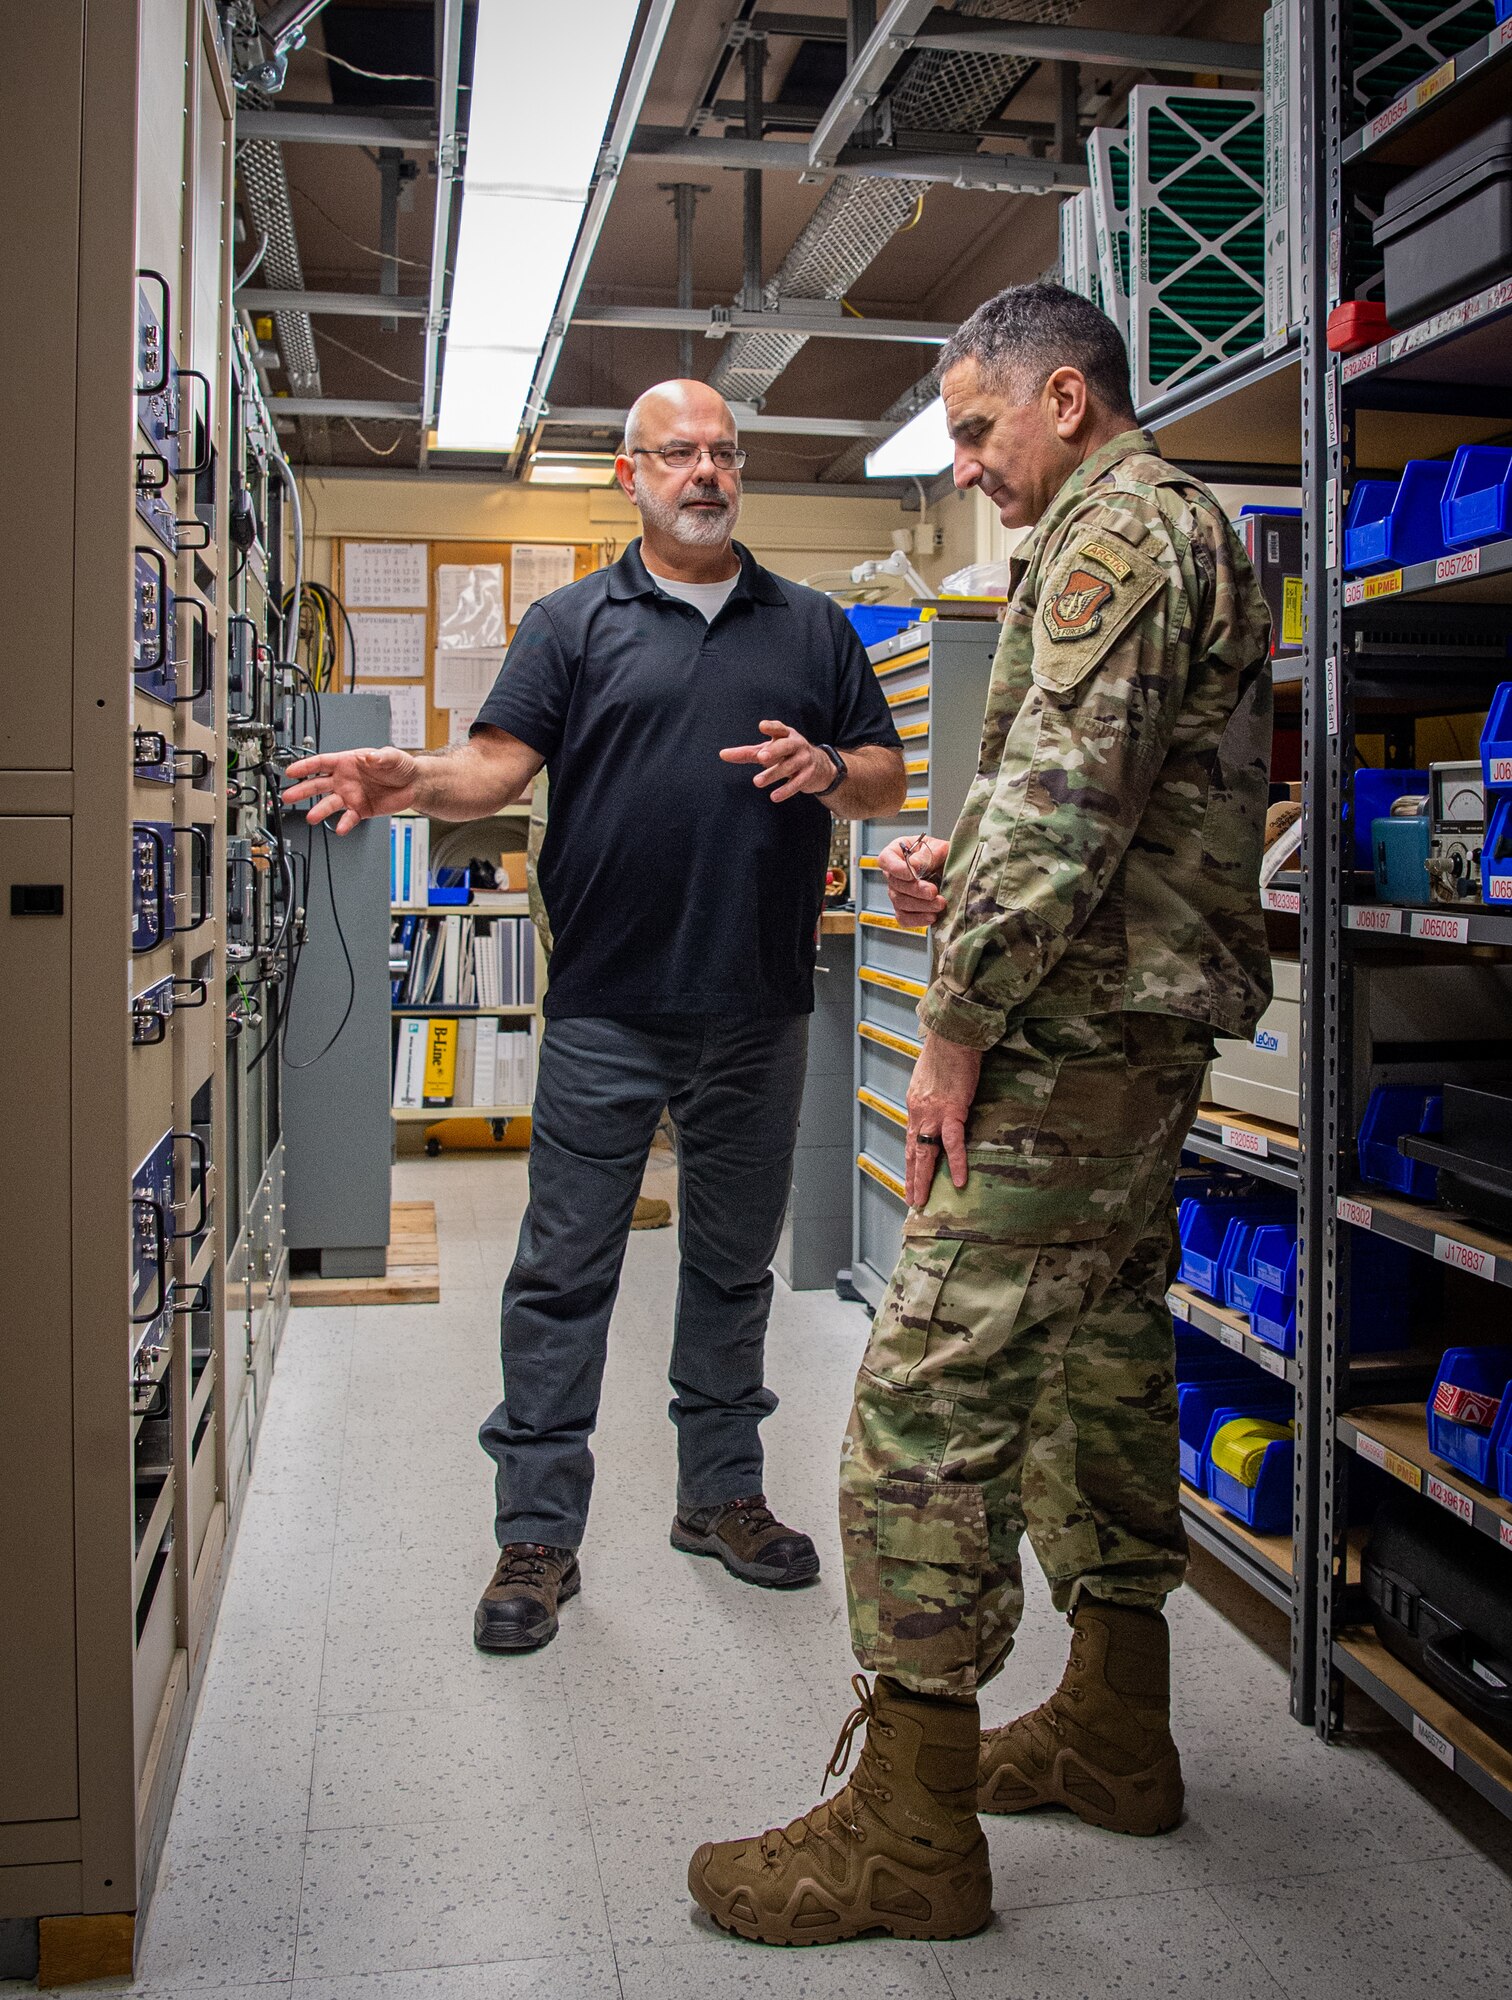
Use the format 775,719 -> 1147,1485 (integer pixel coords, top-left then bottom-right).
1308,0 -> 1512,1823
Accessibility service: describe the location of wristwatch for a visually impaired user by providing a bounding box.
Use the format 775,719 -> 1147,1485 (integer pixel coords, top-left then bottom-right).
814,743 -> 847,798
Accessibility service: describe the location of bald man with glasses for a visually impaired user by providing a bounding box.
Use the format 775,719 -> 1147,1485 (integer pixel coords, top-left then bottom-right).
285,380 -> 906,1652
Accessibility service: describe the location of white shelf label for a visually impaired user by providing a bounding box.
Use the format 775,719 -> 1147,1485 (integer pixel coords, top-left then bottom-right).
1338,1197 -> 1374,1230
1346,905 -> 1402,934
1263,888 -> 1301,914
1342,579 -> 1363,608
1501,19 -> 1512,50
1341,348 -> 1378,384
1501,1520 -> 1512,1554
1256,1346 -> 1287,1379
1353,1430 -> 1422,1490
1325,654 -> 1341,735
1427,1475 -> 1475,1526
1168,1291 -> 1190,1322
1412,1715 -> 1456,1770
1221,1124 -> 1269,1158
1218,1322 -> 1245,1354
1434,1234 -> 1496,1281
1488,756 -> 1512,785
1436,549 -> 1481,583
1488,876 -> 1512,901
1409,911 -> 1470,944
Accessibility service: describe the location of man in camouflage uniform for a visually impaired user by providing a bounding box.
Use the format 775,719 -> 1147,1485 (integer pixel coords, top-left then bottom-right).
689,283 -> 1273,1946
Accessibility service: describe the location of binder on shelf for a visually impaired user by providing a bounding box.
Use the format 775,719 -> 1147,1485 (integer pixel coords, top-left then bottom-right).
422,1018 -> 457,1105
475,1017 -> 499,1107
392,1017 -> 425,1108
454,1017 -> 477,1109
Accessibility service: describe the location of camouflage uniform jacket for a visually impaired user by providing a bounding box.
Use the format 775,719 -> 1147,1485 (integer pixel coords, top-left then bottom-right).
918,429 -> 1274,1051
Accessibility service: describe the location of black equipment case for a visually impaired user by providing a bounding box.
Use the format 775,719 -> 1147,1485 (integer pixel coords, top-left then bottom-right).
1373,114 -> 1512,324
1362,1489 -> 1512,1748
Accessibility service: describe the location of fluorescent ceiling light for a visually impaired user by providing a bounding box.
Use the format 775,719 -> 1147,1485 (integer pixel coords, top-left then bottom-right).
865,398 -> 953,479
527,454 -> 619,486
436,0 -> 641,453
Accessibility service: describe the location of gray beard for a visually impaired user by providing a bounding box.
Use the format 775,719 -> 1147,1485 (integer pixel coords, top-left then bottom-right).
633,471 -> 741,547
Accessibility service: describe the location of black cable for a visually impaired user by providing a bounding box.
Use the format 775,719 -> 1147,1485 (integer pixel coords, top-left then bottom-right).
281,818 -> 357,1071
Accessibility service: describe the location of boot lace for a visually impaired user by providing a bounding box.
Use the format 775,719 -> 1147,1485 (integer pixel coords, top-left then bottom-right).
759,1676 -> 896,1861
494,1543 -> 561,1589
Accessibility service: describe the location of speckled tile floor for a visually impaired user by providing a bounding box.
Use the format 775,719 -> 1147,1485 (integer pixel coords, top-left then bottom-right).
23,1148 -> 1512,1999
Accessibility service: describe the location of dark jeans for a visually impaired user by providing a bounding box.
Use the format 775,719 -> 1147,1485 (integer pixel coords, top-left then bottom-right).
479,1012 -> 809,1550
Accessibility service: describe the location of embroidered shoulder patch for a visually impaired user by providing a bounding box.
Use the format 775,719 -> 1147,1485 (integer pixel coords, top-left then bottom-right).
1043,569 -> 1114,643
1079,538 -> 1132,581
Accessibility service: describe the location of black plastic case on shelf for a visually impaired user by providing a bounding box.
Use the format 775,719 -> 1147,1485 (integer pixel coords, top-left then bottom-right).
1374,114 -> 1512,323
1400,1081 -> 1512,1233
1363,1490 -> 1512,1747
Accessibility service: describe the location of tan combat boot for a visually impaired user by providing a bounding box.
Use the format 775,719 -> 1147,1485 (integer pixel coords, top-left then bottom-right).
978,1601 -> 1182,1836
689,1675 -> 992,1946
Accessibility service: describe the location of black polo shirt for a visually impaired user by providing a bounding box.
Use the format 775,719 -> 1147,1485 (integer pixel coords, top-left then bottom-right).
473,539 -> 901,1019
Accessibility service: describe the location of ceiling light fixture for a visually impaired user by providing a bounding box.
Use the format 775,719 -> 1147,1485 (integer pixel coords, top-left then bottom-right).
526,453 -> 620,487
435,1 -> 643,453
865,397 -> 952,479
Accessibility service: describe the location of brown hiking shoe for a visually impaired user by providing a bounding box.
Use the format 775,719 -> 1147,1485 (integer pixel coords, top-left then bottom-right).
631,1195 -> 671,1229
979,1601 -> 1183,1836
473,1543 -> 580,1654
671,1493 -> 819,1588
688,1674 -> 992,1946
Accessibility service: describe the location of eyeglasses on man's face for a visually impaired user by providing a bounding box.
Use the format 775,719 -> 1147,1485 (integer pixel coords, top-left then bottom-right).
631,443 -> 747,471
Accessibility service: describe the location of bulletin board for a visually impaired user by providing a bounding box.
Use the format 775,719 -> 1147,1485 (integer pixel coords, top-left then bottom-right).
334,538 -> 600,751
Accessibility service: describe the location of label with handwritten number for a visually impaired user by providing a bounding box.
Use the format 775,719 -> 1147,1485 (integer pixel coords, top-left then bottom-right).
1427,1475 -> 1474,1526
1347,905 -> 1401,934
1263,888 -> 1301,914
1354,1432 -> 1422,1491
1501,1520 -> 1512,1554
1434,1234 -> 1495,1281
1338,1197 -> 1374,1229
1412,1716 -> 1456,1770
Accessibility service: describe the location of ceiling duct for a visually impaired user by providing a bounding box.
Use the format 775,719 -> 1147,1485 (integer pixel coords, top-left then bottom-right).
237,84 -> 329,457
708,0 -> 1079,410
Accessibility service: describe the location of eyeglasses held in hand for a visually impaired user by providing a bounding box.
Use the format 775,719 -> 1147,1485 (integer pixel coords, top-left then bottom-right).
632,443 -> 747,471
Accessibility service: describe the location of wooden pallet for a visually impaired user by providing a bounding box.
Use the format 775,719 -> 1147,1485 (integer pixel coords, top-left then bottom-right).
288,1201 -> 441,1307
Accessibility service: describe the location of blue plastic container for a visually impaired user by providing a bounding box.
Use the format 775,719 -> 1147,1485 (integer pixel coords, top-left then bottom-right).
1223,1223 -> 1266,1314
1484,794 -> 1512,903
1178,1379 -> 1288,1487
1204,1408 -> 1295,1534
1495,1395 -> 1512,1504
845,605 -> 919,648
1343,460 -> 1452,572
1346,768 -> 1429,870
1174,1331 -> 1254,1387
1372,811 -> 1432,903
1178,1193 -> 1292,1301
1426,1347 -> 1512,1487
1441,445 -> 1512,549
1482,683 -> 1512,790
1357,1085 -> 1443,1199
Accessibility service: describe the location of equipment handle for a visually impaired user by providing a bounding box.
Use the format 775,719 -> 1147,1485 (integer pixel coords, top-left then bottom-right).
171,1129 -> 210,1237
176,367 -> 214,476
172,824 -> 213,933
133,824 -> 168,953
171,596 -> 211,703
134,545 -> 170,675
135,269 -> 172,394
130,1197 -> 169,1325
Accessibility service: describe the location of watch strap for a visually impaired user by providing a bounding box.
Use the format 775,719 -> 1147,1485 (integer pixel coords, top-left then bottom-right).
814,743 -> 847,798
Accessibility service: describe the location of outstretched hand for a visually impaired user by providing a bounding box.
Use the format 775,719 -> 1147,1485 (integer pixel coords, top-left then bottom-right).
720,720 -> 833,803
282,745 -> 420,833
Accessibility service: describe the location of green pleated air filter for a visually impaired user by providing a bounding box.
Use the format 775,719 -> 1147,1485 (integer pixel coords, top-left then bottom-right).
1347,0 -> 1496,123
1087,128 -> 1131,344
1128,85 -> 1266,409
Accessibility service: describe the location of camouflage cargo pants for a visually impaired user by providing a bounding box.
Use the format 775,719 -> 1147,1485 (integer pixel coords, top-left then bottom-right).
840,1012 -> 1212,1697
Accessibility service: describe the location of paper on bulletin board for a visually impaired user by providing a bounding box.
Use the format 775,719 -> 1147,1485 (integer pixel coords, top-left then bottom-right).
436,563 -> 506,649
447,708 -> 479,747
509,544 -> 574,625
432,650 -> 504,711
342,541 -> 429,608
386,685 -> 427,748
348,611 -> 427,678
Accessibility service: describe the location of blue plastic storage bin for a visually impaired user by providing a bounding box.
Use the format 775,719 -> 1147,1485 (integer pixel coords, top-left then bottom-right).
1178,1193 -> 1291,1301
1346,768 -> 1428,871
1484,794 -> 1512,903
1482,684 -> 1512,790
1343,459 -> 1452,572
1495,1395 -> 1512,1504
1203,1408 -> 1295,1534
1427,1348 -> 1512,1487
1178,1379 -> 1288,1487
1223,1223 -> 1266,1314
1357,1085 -> 1443,1198
1441,445 -> 1512,549
845,605 -> 919,647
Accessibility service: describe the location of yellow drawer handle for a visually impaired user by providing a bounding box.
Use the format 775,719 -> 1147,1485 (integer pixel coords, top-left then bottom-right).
885,682 -> 930,709
861,965 -> 927,1000
899,798 -> 928,813
858,1152 -> 907,1201
895,719 -> 929,741
859,1021 -> 922,1059
860,911 -> 929,936
904,756 -> 929,775
858,1086 -> 907,1129
872,645 -> 929,676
